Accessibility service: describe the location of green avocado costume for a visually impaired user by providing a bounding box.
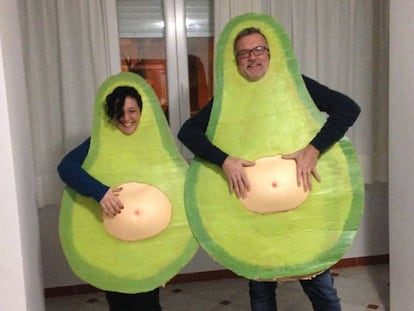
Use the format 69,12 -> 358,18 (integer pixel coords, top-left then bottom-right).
184,13 -> 364,280
59,72 -> 198,293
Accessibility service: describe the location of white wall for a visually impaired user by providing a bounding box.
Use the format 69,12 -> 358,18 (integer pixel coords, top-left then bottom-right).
389,0 -> 414,310
0,0 -> 44,310
345,183 -> 389,258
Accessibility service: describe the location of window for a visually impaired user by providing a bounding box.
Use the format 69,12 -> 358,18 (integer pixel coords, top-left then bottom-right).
117,0 -> 214,131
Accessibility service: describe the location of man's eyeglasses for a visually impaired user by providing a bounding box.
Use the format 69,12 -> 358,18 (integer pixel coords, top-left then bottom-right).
236,46 -> 269,59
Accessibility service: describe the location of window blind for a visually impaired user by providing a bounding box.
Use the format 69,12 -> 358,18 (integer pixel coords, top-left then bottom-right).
116,0 -> 213,38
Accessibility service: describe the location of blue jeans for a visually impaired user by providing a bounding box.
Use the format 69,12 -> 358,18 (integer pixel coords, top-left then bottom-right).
249,270 -> 341,311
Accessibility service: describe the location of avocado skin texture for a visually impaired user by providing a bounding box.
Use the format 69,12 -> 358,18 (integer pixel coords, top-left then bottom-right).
59,73 -> 198,293
185,13 -> 364,280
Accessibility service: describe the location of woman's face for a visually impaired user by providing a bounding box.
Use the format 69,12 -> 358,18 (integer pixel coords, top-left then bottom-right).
116,96 -> 141,135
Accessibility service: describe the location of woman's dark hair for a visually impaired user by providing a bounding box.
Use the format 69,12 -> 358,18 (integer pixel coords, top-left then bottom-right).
233,27 -> 269,55
105,86 -> 143,122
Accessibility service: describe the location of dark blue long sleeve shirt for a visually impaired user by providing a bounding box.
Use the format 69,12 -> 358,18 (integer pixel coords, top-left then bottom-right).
57,138 -> 109,202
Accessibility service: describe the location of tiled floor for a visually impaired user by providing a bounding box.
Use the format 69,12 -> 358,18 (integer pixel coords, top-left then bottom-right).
45,264 -> 389,311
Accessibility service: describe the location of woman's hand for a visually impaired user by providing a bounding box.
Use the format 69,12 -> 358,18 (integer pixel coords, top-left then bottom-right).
222,156 -> 255,199
282,145 -> 321,192
99,187 -> 123,216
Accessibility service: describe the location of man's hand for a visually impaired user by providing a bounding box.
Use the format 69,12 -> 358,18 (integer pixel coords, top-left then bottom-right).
222,156 -> 255,198
99,187 -> 123,216
282,145 -> 321,192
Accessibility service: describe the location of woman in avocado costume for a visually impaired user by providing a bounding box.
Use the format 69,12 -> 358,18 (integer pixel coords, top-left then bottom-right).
178,14 -> 362,311
58,73 -> 198,310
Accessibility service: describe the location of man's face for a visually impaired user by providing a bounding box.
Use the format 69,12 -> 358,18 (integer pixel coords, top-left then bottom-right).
235,33 -> 270,82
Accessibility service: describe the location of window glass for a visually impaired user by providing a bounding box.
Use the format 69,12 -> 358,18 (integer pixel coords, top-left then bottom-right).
117,0 -> 214,120
186,0 -> 214,114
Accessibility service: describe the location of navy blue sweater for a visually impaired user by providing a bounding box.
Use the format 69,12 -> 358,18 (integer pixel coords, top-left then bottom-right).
57,138 -> 109,202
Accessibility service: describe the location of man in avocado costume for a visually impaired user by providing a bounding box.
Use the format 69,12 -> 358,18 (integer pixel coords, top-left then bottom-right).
178,14 -> 362,311
58,73 -> 198,310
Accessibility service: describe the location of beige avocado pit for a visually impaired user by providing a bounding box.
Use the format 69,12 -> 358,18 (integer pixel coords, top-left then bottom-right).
240,155 -> 309,213
102,182 -> 172,241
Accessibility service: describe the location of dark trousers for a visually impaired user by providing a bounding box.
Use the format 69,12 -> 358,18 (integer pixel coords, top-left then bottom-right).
249,270 -> 341,311
105,288 -> 162,311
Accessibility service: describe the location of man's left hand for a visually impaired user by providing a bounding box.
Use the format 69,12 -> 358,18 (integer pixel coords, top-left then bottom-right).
282,145 -> 321,192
